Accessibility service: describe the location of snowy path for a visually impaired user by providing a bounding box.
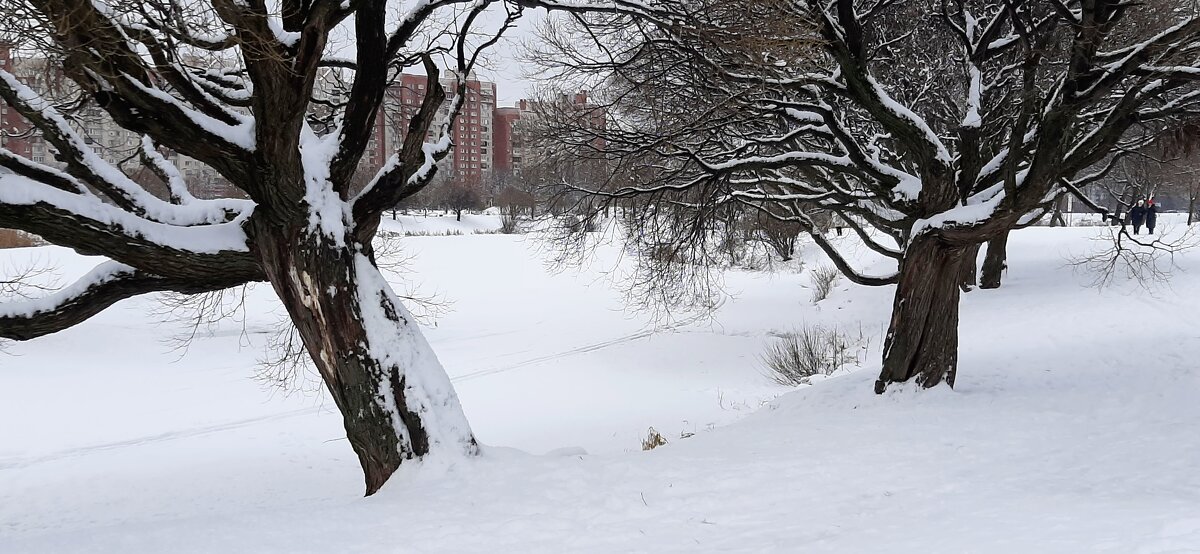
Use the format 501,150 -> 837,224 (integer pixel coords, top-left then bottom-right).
451,312 -> 708,382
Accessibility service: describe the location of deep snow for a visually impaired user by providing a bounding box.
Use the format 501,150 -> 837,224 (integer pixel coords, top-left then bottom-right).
2,214 -> 1199,552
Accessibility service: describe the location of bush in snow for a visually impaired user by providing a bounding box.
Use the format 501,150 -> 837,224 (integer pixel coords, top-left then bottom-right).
499,211 -> 522,234
809,265 -> 840,303
762,325 -> 864,386
750,213 -> 803,262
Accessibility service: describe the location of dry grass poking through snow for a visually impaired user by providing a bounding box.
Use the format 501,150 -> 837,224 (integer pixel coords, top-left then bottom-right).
809,265 -> 840,302
762,324 -> 867,386
641,427 -> 668,451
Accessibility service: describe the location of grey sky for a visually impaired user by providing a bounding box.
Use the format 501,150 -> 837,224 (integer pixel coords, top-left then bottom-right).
472,8 -> 547,107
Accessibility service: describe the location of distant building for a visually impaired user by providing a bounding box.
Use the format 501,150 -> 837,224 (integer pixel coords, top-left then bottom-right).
492,105 -> 523,175
1,43 -> 37,161
372,72 -> 496,185
0,45 -> 240,198
492,92 -> 606,182
3,48 -> 609,204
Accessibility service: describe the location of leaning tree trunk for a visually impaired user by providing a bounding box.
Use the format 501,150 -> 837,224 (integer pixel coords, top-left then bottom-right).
980,230 -> 1009,289
958,243 -> 981,292
258,229 -> 477,495
875,237 -> 966,393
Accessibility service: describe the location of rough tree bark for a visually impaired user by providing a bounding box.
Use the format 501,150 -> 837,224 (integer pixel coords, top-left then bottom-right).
0,0 -> 521,495
876,237 -> 965,393
256,229 -> 476,494
980,230 -> 1009,289
958,243 -> 981,292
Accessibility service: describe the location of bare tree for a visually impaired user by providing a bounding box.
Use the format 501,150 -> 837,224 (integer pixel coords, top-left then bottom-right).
528,0 -> 1200,392
0,0 -> 530,495
495,184 -> 536,216
436,178 -> 484,221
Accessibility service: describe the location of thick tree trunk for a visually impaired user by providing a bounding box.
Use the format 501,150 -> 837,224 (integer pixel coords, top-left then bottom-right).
980,230 -> 1009,289
875,237 -> 965,393
258,231 -> 477,495
958,243 -> 981,292
1189,192 -> 1197,225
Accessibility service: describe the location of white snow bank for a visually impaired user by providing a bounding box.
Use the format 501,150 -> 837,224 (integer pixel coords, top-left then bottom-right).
2,221 -> 1200,552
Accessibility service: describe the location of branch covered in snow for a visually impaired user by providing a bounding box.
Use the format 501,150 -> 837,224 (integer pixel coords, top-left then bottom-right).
526,0 -> 1200,259
0,261 -> 254,341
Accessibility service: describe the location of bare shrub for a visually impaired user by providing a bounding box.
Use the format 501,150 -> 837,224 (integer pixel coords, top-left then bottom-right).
641,427 -> 668,451
499,211 -> 522,234
495,186 -> 536,217
762,324 -> 866,386
751,214 -> 802,261
810,265 -> 840,302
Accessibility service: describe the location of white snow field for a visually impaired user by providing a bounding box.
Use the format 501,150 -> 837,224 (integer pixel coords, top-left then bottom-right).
2,213 -> 1200,553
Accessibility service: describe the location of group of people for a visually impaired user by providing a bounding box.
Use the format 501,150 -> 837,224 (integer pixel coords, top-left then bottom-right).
1128,197 -> 1159,235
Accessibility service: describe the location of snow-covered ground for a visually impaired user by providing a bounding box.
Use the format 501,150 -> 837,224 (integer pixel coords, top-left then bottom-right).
2,214 -> 1199,552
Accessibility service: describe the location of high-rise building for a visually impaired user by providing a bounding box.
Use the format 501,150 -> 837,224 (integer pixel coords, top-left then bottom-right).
492,105 -> 523,175
0,47 -> 239,198
492,92 -> 605,179
374,72 -> 496,185
0,43 -> 35,161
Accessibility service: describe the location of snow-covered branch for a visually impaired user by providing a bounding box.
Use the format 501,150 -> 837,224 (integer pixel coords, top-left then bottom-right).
0,261 -> 250,341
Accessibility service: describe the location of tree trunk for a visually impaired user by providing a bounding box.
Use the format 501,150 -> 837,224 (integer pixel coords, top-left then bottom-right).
1049,208 -> 1066,227
980,230 -> 1009,289
959,243 -> 981,292
257,230 -> 477,495
875,237 -> 965,393
1049,196 -> 1067,227
1189,191 -> 1197,225
456,209 -> 462,221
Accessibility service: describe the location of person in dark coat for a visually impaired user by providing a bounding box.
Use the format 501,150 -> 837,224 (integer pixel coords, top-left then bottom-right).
1146,197 -> 1158,234
1130,200 -> 1147,234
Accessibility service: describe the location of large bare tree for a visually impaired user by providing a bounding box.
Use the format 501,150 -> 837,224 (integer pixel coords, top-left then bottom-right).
0,0 -> 528,495
528,0 -> 1200,392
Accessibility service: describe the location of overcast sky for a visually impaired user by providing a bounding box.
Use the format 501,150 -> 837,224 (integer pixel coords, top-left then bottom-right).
472,8 -> 548,107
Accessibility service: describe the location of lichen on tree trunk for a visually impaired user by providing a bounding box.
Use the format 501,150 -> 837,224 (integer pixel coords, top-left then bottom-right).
876,237 -> 965,394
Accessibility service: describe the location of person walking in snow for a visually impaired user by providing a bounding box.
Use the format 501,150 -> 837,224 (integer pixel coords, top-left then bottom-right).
1129,199 -> 1147,234
1146,197 -> 1158,234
